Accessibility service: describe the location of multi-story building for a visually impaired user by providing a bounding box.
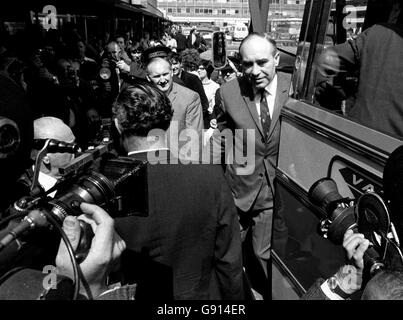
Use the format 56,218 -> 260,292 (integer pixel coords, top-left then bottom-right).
157,0 -> 306,30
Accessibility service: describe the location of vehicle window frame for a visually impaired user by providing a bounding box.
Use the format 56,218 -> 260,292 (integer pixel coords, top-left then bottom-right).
291,0 -> 403,139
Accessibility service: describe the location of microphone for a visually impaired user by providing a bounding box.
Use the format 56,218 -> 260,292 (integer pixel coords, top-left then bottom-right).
0,210 -> 48,252
34,139 -> 80,154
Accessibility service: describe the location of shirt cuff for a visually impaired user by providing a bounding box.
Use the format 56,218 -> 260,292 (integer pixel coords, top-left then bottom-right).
320,280 -> 345,300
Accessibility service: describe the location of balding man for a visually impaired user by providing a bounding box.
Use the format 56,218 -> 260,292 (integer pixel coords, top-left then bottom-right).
145,57 -> 204,161
216,33 -> 291,291
31,117 -> 76,194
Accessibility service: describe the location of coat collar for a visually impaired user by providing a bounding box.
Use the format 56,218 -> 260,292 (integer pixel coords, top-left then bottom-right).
167,82 -> 179,104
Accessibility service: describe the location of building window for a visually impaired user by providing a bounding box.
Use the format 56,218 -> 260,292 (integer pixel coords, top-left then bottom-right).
208,9 -> 212,14
195,8 -> 199,13
222,9 -> 226,14
235,9 -> 239,14
204,8 -> 208,14
186,8 -> 190,13
167,8 -> 172,13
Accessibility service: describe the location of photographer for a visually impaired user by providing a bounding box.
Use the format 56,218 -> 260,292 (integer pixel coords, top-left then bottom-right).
0,72 -> 127,300
303,227 -> 403,300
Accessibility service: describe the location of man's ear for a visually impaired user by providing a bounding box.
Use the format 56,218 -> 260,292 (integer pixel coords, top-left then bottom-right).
274,51 -> 280,68
146,74 -> 151,82
114,118 -> 123,135
42,155 -> 50,165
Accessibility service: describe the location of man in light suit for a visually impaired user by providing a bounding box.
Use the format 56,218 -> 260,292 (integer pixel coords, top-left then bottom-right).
216,33 -> 291,290
146,57 -> 204,161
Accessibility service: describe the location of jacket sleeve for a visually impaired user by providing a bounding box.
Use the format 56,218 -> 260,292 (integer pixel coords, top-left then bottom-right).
214,175 -> 245,300
186,76 -> 211,128
214,86 -> 232,132
301,278 -> 330,300
185,93 -> 204,134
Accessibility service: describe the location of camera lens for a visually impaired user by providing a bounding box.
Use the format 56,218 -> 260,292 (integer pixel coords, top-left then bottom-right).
308,177 -> 344,212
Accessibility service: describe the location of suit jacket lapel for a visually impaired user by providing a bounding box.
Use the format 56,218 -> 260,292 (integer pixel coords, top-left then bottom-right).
267,73 -> 289,139
168,83 -> 178,105
239,78 -> 264,138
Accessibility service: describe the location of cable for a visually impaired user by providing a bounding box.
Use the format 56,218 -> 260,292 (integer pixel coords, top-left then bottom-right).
41,211 -> 80,300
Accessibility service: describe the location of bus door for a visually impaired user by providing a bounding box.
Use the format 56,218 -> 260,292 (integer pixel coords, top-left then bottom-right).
272,0 -> 403,299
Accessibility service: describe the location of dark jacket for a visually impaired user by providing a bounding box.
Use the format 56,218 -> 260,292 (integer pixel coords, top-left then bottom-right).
174,33 -> 187,52
115,151 -> 244,300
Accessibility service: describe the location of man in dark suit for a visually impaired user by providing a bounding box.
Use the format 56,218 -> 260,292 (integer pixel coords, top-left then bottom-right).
112,80 -> 244,300
216,33 -> 291,285
174,28 -> 187,53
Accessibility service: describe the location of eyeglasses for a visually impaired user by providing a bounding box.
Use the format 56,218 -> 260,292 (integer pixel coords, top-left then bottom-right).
169,59 -> 179,64
198,66 -> 205,71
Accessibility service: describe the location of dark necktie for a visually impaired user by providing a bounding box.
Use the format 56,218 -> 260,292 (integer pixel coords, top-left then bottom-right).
260,92 -> 271,139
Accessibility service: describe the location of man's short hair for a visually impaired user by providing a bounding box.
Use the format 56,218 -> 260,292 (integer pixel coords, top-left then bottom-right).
239,32 -> 278,57
112,79 -> 173,137
168,51 -> 181,64
362,270 -> 403,300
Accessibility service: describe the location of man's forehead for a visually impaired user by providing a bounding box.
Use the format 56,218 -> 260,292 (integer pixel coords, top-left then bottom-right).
148,64 -> 171,76
108,44 -> 119,52
148,58 -> 171,70
240,36 -> 274,59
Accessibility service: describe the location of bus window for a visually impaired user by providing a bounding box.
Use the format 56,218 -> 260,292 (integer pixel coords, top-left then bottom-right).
296,0 -> 403,140
308,0 -> 368,116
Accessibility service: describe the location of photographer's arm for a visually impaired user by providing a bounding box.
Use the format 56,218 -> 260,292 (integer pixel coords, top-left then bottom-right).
321,230 -> 370,299
56,203 -> 126,299
302,229 -> 370,300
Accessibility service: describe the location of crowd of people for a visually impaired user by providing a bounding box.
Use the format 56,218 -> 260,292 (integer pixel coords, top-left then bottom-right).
0,15 -> 403,301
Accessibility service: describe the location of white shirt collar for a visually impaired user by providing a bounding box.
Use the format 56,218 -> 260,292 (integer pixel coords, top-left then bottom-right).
264,73 -> 277,97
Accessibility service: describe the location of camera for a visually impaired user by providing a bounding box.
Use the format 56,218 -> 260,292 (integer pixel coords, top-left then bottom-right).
99,58 -> 119,81
0,139 -> 148,262
308,177 -> 403,276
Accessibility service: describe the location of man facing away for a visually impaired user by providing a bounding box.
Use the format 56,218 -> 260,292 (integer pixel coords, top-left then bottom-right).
216,33 -> 291,290
112,79 -> 244,299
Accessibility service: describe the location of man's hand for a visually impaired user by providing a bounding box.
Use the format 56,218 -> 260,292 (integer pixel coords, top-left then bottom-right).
333,229 -> 370,295
116,60 -> 131,73
56,203 -> 126,299
343,229 -> 370,271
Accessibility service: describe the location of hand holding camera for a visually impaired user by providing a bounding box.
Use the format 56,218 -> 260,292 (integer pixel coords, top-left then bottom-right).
56,202 -> 126,299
